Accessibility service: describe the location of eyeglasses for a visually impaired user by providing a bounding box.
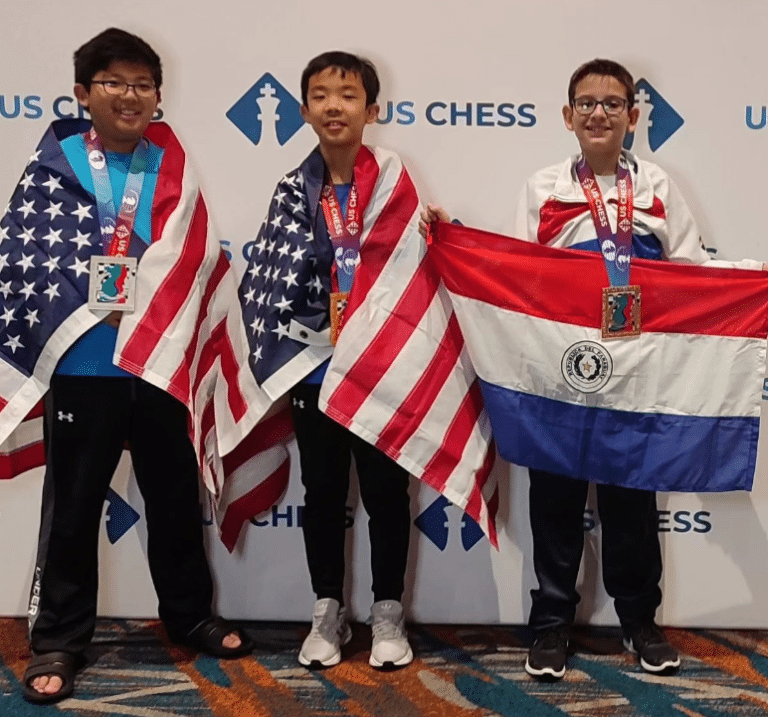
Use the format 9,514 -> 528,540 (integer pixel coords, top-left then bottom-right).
572,96 -> 628,116
92,80 -> 157,97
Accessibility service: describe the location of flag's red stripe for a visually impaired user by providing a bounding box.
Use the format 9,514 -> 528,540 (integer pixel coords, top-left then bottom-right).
431,222 -> 768,339
121,195 -> 209,366
144,123 -> 184,244
375,312 -> 465,455
0,441 -> 45,480
0,397 -> 7,412
219,330 -> 248,422
191,320 -> 225,406
343,167 -> 419,324
222,408 -> 292,476
420,379 -> 487,492
169,252 -> 230,404
327,259 -> 440,426
219,457 -> 290,552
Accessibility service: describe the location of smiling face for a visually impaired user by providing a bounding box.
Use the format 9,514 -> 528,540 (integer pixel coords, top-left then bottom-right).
562,73 -> 639,172
300,67 -> 378,152
74,60 -> 160,153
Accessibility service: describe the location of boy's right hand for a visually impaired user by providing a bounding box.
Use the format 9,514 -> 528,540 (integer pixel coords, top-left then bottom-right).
419,204 -> 451,239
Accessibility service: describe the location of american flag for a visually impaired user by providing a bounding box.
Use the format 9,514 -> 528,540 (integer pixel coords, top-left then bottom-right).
0,119 -> 287,550
240,146 -> 498,543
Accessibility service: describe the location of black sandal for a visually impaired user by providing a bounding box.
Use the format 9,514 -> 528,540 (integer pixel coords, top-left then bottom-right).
182,617 -> 254,658
23,651 -> 82,704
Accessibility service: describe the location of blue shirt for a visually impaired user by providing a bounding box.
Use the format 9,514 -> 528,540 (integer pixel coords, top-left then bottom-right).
55,134 -> 163,376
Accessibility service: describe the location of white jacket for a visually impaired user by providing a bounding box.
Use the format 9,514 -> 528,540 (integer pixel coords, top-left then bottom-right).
512,151 -> 762,269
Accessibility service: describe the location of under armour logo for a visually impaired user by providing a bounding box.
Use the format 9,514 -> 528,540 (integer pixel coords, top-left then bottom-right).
57,411 -> 73,422
292,397 -> 305,409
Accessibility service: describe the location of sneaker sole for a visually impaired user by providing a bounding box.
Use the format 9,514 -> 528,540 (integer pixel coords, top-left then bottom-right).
524,657 -> 566,680
622,638 -> 681,673
369,646 -> 413,670
299,626 -> 352,669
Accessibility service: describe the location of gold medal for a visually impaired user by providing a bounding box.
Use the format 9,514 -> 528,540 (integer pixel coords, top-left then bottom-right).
601,285 -> 641,340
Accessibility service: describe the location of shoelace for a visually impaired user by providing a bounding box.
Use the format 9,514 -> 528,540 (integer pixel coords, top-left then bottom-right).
372,614 -> 403,640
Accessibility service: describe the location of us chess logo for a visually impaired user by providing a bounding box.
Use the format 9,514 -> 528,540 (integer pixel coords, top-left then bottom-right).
623,79 -> 684,153
414,496 -> 485,552
227,73 -> 305,147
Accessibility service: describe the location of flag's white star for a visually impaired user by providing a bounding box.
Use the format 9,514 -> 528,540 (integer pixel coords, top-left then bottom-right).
256,291 -> 267,307
42,228 -> 63,247
18,199 -> 36,219
243,287 -> 256,304
252,345 -> 263,361
247,263 -> 261,279
20,173 -> 35,191
271,265 -> 281,281
42,255 -> 61,273
282,269 -> 299,289
0,279 -> 11,298
311,275 -> 324,293
27,150 -> 41,165
272,321 -> 289,339
16,253 -> 35,273
41,174 -> 63,194
70,230 -> 92,251
274,295 -> 293,313
295,171 -> 304,188
291,246 -> 306,263
0,225 -> 9,242
68,257 -> 89,278
19,281 -> 37,300
277,241 -> 290,258
43,281 -> 60,301
254,237 -> 268,254
24,308 -> 40,328
290,200 -> 305,214
304,230 -> 314,243
3,335 -> 22,353
270,215 -> 283,230
43,200 -> 64,220
285,220 -> 300,235
17,227 -> 35,245
249,316 -> 261,332
274,190 -> 286,206
283,174 -> 296,187
0,306 -> 15,327
267,239 -> 276,254
0,253 -> 9,272
71,203 -> 93,223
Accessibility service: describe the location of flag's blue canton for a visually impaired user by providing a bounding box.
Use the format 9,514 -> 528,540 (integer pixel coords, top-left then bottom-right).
0,146 -> 97,377
239,169 -> 328,384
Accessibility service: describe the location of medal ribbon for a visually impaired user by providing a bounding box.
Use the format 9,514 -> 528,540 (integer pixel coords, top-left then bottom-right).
83,127 -> 148,257
320,178 -> 361,293
576,156 -> 634,287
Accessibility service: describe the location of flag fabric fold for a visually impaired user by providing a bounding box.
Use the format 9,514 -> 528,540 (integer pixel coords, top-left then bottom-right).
239,146 -> 497,543
427,220 -> 768,492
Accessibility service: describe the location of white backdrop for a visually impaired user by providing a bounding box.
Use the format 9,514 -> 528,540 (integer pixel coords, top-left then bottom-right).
1,0 -> 768,628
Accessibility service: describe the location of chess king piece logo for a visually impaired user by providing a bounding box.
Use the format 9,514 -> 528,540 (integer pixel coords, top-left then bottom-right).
227,73 -> 305,147
623,79 -> 684,154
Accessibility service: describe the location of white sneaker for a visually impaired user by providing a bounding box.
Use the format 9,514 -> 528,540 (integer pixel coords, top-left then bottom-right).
369,600 -> 413,669
299,598 -> 352,668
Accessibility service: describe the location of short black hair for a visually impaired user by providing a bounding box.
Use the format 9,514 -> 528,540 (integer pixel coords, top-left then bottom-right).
300,51 -> 379,106
74,28 -> 162,89
568,59 -> 635,109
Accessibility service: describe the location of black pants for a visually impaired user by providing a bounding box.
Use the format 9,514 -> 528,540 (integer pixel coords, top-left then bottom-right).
29,375 -> 214,656
289,383 -> 411,605
528,468 -> 662,634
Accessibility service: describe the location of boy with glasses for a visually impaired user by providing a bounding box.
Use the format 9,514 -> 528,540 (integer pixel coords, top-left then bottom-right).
2,28 -> 252,704
422,58 -> 763,680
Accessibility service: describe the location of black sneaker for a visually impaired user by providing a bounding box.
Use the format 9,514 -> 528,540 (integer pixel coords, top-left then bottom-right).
623,623 -> 680,673
525,628 -> 569,679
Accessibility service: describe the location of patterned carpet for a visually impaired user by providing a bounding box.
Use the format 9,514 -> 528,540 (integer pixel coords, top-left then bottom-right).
2,618 -> 768,716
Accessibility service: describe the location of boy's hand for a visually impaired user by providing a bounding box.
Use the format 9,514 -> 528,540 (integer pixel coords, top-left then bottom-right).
419,204 -> 451,239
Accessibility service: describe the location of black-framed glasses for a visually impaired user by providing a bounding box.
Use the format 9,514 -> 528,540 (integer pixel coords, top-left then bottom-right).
92,80 -> 157,97
572,96 -> 628,116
